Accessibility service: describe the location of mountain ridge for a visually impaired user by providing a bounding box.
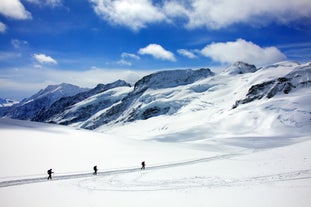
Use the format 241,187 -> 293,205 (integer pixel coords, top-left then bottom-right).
33,80 -> 131,125
0,83 -> 88,120
1,61 -> 310,136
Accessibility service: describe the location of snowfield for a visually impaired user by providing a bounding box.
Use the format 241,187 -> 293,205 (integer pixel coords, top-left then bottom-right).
0,118 -> 311,207
0,61 -> 311,206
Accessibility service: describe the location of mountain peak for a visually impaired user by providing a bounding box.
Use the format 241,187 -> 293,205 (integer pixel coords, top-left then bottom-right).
134,68 -> 214,91
25,83 -> 88,103
222,61 -> 257,75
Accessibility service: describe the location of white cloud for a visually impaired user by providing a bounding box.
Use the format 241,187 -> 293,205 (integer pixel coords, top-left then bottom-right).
0,0 -> 32,19
89,0 -> 311,30
0,21 -> 6,33
201,39 -> 286,65
162,1 -> 189,21
138,44 -> 176,61
177,49 -> 197,59
34,53 -> 57,64
89,0 -> 165,31
167,0 -> 311,29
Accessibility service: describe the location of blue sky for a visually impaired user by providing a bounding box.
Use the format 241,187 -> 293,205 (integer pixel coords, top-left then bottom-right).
0,0 -> 311,100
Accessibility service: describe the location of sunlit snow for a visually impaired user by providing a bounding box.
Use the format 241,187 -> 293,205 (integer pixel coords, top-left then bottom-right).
0,61 -> 310,207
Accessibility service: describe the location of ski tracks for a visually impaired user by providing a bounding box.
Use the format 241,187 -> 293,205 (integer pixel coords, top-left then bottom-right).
1,153 -> 311,190
0,153 -> 237,188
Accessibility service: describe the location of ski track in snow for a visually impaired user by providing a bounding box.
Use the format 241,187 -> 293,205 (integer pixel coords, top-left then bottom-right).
0,153 -> 237,188
1,153 -> 311,191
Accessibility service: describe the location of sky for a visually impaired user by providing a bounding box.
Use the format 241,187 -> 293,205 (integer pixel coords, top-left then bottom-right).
0,0 -> 311,100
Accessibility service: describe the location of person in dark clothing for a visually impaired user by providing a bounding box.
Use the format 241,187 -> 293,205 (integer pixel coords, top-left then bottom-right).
93,165 -> 98,175
47,169 -> 54,180
141,161 -> 145,170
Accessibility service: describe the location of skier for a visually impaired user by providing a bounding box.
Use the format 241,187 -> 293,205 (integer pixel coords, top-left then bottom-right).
93,165 -> 98,175
141,161 -> 145,170
47,168 -> 54,180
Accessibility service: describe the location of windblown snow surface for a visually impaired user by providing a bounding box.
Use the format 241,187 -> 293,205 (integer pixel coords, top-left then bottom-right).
0,61 -> 311,207
0,118 -> 310,207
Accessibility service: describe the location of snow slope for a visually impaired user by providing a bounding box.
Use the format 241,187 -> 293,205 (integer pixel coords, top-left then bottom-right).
1,61 -> 309,138
0,118 -> 310,207
23,61 -> 309,141
99,61 -> 311,145
0,61 -> 310,206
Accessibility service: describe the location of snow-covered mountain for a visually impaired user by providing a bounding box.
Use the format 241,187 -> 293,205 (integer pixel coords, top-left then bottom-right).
221,61 -> 257,75
79,68 -> 214,129
233,62 -> 311,108
0,83 -> 88,120
95,61 -> 310,141
1,61 -> 310,207
1,61 -> 311,207
1,61 -> 310,137
133,68 -> 214,91
0,98 -> 18,107
27,68 -> 214,129
33,80 -> 131,125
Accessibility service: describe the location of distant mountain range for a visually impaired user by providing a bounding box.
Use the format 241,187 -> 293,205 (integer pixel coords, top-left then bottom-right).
0,98 -> 19,107
1,61 -> 310,134
0,83 -> 88,120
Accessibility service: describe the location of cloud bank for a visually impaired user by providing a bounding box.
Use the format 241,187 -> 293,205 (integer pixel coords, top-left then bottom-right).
89,0 -> 311,31
139,44 -> 176,61
201,39 -> 286,65
166,0 -> 311,29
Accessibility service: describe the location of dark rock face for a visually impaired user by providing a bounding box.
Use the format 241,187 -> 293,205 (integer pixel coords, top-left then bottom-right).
233,64 -> 311,109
